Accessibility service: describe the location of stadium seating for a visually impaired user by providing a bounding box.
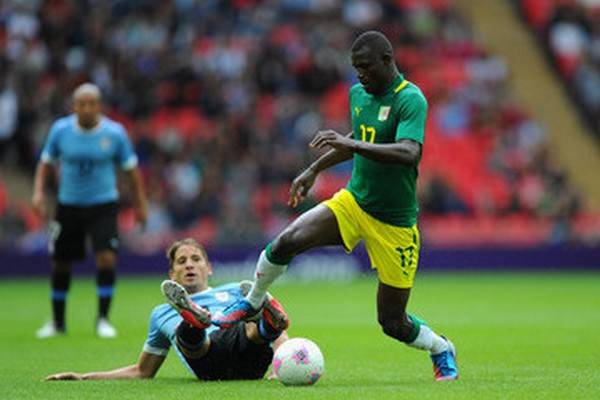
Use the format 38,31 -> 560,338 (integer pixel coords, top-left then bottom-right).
0,0 -> 592,250
518,0 -> 600,135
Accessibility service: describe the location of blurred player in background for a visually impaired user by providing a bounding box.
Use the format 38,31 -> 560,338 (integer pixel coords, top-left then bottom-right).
32,83 -> 148,339
45,237 -> 289,381
215,31 -> 459,381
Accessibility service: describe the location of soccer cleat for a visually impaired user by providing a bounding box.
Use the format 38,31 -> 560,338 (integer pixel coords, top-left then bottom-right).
238,280 -> 261,322
36,321 -> 65,339
96,318 -> 118,338
212,298 -> 262,328
431,336 -> 459,381
262,293 -> 290,332
161,280 -> 211,329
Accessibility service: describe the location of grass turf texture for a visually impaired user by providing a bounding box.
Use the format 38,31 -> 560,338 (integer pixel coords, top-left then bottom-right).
1,272 -> 599,399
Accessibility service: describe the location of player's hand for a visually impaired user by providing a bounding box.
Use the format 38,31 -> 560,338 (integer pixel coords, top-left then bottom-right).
31,191 -> 48,219
310,129 -> 355,152
288,168 -> 317,208
45,372 -> 84,381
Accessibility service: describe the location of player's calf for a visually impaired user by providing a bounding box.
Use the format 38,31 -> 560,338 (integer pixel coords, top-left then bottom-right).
175,321 -> 209,359
378,315 -> 414,342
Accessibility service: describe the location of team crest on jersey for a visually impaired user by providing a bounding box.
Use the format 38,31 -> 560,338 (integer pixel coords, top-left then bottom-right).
378,106 -> 391,121
215,292 -> 230,302
354,107 -> 362,116
100,137 -> 111,151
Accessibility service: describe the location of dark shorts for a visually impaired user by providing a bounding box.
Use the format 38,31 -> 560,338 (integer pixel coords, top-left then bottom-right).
184,323 -> 274,381
49,202 -> 119,262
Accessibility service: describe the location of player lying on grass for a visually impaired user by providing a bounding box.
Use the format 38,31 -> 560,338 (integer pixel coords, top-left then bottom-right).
45,237 -> 289,381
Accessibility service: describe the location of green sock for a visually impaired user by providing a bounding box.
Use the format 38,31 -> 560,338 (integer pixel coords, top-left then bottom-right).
406,314 -> 428,343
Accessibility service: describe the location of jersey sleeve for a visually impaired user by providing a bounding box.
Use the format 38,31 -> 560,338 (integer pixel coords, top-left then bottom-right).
142,308 -> 171,356
40,121 -> 62,163
395,92 -> 427,144
348,84 -> 360,132
114,124 -> 138,170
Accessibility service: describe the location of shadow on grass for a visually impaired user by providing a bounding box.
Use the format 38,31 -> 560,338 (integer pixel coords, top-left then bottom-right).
147,377 -> 278,386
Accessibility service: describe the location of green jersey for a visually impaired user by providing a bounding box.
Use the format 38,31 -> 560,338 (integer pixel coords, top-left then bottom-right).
347,74 -> 427,227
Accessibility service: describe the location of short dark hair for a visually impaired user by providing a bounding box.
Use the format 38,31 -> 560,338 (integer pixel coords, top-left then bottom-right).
166,238 -> 208,270
351,30 -> 393,57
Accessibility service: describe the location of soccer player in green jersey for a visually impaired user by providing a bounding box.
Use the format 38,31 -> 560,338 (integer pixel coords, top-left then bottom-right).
215,31 -> 458,381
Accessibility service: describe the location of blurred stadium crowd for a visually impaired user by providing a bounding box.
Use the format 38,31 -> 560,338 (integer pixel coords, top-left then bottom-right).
519,0 -> 600,135
520,0 -> 600,137
0,0 -> 598,252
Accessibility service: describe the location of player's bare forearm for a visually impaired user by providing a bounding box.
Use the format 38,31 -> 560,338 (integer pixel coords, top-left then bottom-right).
288,132 -> 353,207
125,167 -> 148,226
45,365 -> 147,381
33,163 -> 53,196
308,131 -> 353,173
83,364 -> 146,380
308,147 -> 353,174
45,365 -> 140,381
350,139 -> 421,165
46,352 -> 165,381
32,162 -> 55,218
126,168 -> 147,208
311,130 -> 421,166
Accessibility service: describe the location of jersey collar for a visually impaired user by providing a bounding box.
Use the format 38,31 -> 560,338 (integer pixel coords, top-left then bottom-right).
383,74 -> 406,96
190,286 -> 212,297
73,114 -> 104,135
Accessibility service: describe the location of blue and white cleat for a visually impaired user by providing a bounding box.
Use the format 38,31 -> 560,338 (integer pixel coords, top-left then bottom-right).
213,298 -> 262,328
431,336 -> 459,381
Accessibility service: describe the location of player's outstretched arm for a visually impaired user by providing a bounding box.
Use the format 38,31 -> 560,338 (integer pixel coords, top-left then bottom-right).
45,351 -> 165,381
288,131 -> 353,208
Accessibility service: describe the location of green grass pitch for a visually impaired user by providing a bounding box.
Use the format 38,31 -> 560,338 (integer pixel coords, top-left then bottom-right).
1,272 -> 599,399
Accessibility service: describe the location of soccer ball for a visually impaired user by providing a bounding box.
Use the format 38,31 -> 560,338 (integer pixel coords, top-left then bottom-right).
272,338 -> 324,386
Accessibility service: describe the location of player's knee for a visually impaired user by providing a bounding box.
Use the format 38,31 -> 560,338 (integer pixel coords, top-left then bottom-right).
52,261 -> 71,274
271,227 -> 303,259
378,318 -> 399,339
95,251 -> 116,269
378,316 -> 412,342
176,322 -> 209,359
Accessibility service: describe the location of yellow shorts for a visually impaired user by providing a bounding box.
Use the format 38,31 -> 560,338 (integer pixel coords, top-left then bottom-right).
323,189 -> 420,288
